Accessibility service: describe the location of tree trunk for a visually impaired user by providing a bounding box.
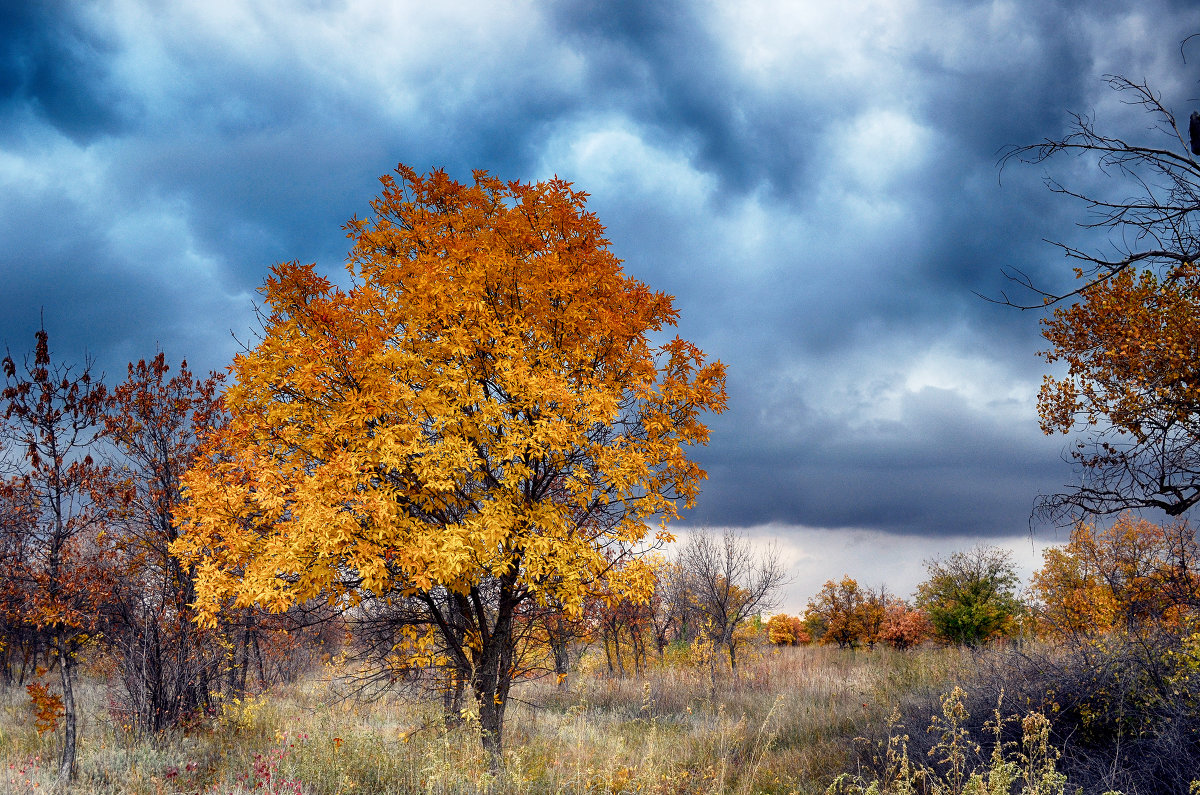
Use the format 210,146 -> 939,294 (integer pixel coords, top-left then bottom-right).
57,642 -> 77,789
442,669 -> 466,725
552,638 -> 570,689
708,638 -> 718,701
476,574 -> 521,772
197,653 -> 211,719
230,626 -> 251,698
251,629 -> 266,689
478,689 -> 506,774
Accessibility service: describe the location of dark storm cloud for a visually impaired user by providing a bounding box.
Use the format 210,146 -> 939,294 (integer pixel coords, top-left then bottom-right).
0,4 -> 127,141
539,0 -> 1102,352
0,3 -> 602,376
907,1 -> 1200,306
550,0 -> 829,199
538,0 -> 1199,540
0,173 -> 249,378
689,383 -> 1066,536
2,0 -> 1198,558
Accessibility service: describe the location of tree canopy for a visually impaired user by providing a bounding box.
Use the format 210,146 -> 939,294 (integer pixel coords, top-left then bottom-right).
173,165 -> 727,763
1032,514 -> 1200,639
1001,67 -> 1200,521
1039,265 -> 1200,518
916,546 -> 1023,647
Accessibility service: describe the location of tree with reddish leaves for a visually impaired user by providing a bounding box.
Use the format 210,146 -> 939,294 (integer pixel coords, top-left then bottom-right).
0,483 -> 50,685
877,599 -> 933,650
103,353 -> 226,732
595,583 -> 655,677
1,329 -> 115,787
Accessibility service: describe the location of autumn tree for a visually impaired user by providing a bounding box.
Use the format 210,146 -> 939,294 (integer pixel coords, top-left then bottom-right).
804,576 -> 869,649
595,586 -> 654,676
104,354 -> 226,732
173,165 -> 727,767
1018,514 -> 1200,791
998,63 -> 1200,520
876,599 -> 932,650
766,613 -> 809,646
1,330 -> 114,787
860,585 -> 889,649
648,560 -> 690,657
678,529 -> 787,672
1032,514 -> 1200,639
1031,539 -> 1120,639
0,484 -> 49,685
916,546 -> 1023,647
1038,264 -> 1200,520
529,591 -> 595,688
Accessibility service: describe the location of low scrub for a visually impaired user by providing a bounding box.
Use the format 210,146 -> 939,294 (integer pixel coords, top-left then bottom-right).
877,635 -> 1200,795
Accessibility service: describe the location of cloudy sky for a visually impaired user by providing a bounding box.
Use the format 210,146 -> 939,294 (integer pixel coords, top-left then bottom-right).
3,1 -> 1198,610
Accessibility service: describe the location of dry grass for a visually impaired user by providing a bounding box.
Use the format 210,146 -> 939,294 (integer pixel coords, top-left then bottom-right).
0,644 -> 966,795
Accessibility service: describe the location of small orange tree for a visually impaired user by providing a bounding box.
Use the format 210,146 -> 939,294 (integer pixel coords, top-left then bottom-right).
805,576 -> 869,648
1031,541 -> 1120,639
766,613 -> 809,646
174,165 -> 726,766
877,599 -> 932,650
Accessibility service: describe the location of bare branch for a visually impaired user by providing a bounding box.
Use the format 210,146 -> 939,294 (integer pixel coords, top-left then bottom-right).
995,74 -> 1200,308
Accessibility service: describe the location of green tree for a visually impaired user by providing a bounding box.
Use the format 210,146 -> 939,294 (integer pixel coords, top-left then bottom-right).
916,546 -> 1023,647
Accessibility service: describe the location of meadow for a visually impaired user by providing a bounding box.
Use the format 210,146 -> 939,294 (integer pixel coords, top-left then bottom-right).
0,644 -> 975,795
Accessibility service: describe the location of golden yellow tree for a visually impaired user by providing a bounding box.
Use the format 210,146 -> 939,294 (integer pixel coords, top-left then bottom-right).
766,613 -> 808,646
1032,514 -> 1200,639
1039,266 -> 1200,519
173,165 -> 726,765
1030,544 -> 1119,639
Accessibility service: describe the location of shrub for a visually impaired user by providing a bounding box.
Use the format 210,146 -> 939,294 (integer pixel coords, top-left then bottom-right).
884,636 -> 1200,794
767,614 -> 810,646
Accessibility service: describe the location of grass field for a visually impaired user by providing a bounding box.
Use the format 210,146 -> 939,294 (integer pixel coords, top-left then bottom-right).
0,644 -> 979,795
